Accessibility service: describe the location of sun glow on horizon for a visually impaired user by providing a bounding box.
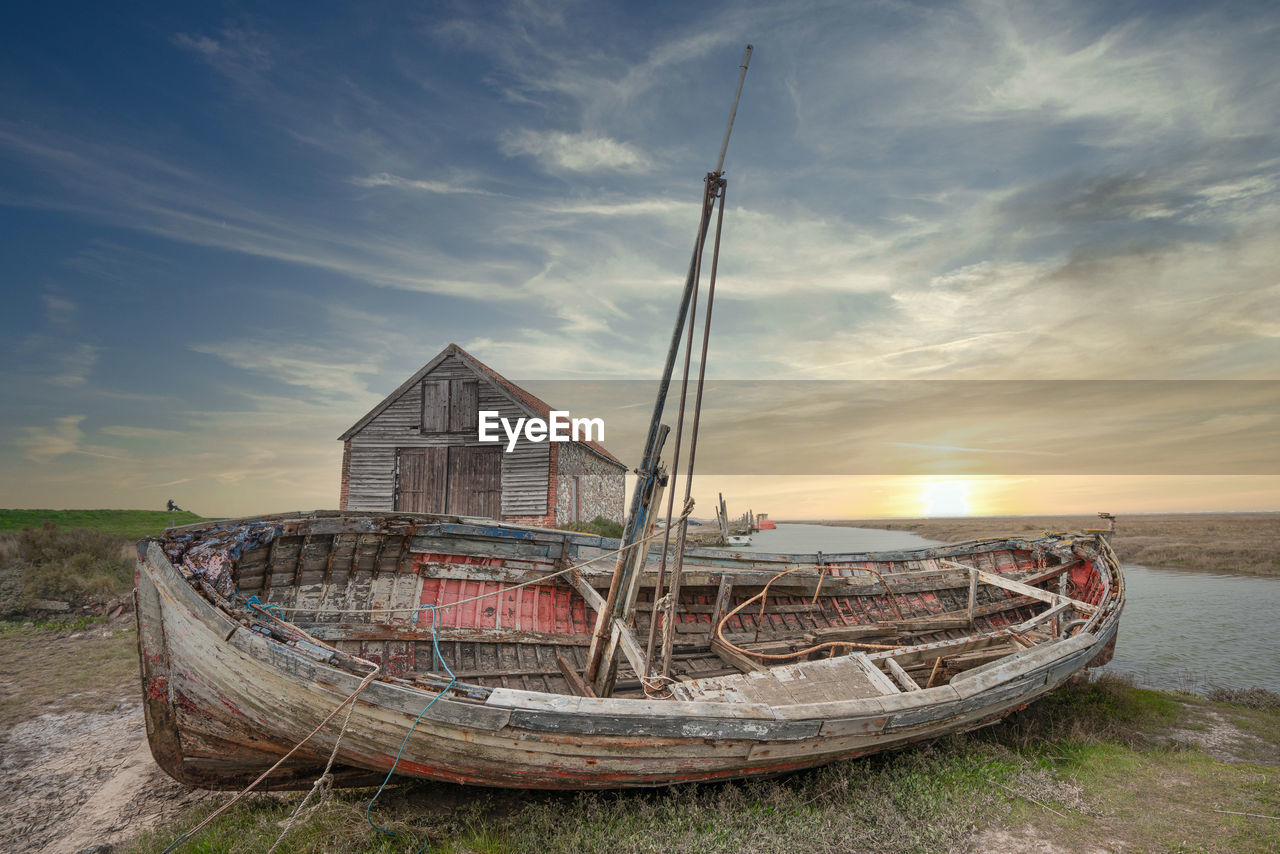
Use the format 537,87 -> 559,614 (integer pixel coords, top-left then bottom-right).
918,479 -> 974,517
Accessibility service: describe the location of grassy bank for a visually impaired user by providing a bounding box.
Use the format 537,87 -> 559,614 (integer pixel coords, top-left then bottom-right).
800,513 -> 1280,576
0,509 -> 210,615
123,676 -> 1280,854
0,509 -> 210,540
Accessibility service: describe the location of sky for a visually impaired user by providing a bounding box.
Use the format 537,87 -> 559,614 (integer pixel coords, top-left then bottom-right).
2,0 -> 1278,519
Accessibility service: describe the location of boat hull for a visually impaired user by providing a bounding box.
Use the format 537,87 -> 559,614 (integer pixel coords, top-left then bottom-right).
136,511 -> 1123,790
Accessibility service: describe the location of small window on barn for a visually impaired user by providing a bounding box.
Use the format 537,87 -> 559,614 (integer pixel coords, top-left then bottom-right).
449,379 -> 478,432
421,378 -> 479,434
422,380 -> 449,432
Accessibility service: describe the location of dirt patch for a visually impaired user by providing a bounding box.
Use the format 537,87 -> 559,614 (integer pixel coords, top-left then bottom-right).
0,704 -> 211,853
1165,706 -> 1280,765
0,619 -> 139,731
0,618 -> 215,853
968,825 -> 1076,853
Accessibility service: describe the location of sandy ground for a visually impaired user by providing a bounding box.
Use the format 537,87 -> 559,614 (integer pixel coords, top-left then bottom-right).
1,704 -> 211,853
0,615 -> 213,854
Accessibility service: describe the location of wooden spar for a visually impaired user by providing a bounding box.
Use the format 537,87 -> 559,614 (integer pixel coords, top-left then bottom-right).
584,426 -> 667,688
660,173 -> 729,679
645,187 -> 716,673
941,559 -> 1099,615
587,47 -> 753,695
713,45 -> 753,173
556,652 -> 595,697
966,566 -> 978,625
593,470 -> 666,696
885,657 -> 921,692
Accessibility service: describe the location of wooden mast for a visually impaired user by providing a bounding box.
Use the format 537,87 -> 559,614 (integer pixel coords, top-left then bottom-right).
584,45 -> 753,696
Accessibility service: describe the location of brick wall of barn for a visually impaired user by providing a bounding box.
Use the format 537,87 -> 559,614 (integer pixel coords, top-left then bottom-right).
554,442 -> 626,525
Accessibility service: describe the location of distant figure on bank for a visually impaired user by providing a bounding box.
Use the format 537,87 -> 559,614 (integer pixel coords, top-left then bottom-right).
167,499 -> 183,512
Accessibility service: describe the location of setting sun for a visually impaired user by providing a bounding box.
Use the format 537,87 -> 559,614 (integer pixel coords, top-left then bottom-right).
919,479 -> 973,517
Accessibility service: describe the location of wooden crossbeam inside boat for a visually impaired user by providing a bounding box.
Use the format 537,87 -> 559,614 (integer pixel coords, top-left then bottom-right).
569,568 -> 650,680
940,559 -> 1097,614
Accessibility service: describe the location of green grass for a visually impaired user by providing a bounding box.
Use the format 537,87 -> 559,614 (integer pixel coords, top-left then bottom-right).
130,744 -> 1022,854
558,516 -> 624,539
0,509 -> 210,539
990,673 -> 1182,750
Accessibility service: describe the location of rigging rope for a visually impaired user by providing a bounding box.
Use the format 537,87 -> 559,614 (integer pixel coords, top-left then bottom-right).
658,174 -> 728,679
364,604 -> 456,843
267,674 -> 364,853
161,663 -> 380,854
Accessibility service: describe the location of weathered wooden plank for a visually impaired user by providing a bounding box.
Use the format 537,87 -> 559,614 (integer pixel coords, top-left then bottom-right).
1013,600 -> 1069,633
710,634 -> 766,673
884,657 -> 921,692
304,625 -> 592,646
556,652 -> 596,697
803,624 -> 897,643
422,379 -> 449,432
708,575 -> 734,632
967,566 -> 978,624
611,621 -> 650,683
851,653 -> 900,695
942,560 -> 1098,615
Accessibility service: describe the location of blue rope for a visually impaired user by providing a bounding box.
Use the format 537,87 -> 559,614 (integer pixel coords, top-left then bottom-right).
365,604 -> 456,844
245,595 -> 282,619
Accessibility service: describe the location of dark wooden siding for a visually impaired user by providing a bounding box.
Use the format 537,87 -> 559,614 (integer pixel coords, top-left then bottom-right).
447,446 -> 502,516
395,447 -> 447,513
421,380 -> 448,432
449,379 -> 478,432
346,354 -> 549,516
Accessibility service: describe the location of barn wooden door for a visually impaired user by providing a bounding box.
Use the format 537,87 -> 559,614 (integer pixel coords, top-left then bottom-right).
395,447 -> 447,512
447,446 -> 502,517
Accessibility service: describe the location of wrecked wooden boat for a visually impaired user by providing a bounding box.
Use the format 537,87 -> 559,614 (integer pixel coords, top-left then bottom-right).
136,511 -> 1123,790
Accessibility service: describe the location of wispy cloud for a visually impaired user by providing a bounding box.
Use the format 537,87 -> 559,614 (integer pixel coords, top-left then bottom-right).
350,172 -> 496,196
3,1 -> 1278,516
48,343 -> 98,388
42,292 -> 77,326
172,26 -> 275,77
500,129 -> 652,173
189,340 -> 384,403
16,415 -> 123,463
886,442 -> 1063,457
100,425 -> 189,440
17,415 -> 86,463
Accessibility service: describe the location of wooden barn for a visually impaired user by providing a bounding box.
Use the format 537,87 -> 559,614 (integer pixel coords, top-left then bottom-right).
338,344 -> 627,528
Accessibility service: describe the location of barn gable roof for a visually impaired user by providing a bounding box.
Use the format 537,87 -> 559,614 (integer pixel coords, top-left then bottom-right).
338,344 -> 627,469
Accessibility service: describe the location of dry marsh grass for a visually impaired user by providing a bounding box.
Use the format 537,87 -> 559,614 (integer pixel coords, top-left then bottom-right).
0,522 -> 135,614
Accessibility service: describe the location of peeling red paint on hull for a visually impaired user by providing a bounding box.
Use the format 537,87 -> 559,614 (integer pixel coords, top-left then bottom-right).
137,511 -> 1124,790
